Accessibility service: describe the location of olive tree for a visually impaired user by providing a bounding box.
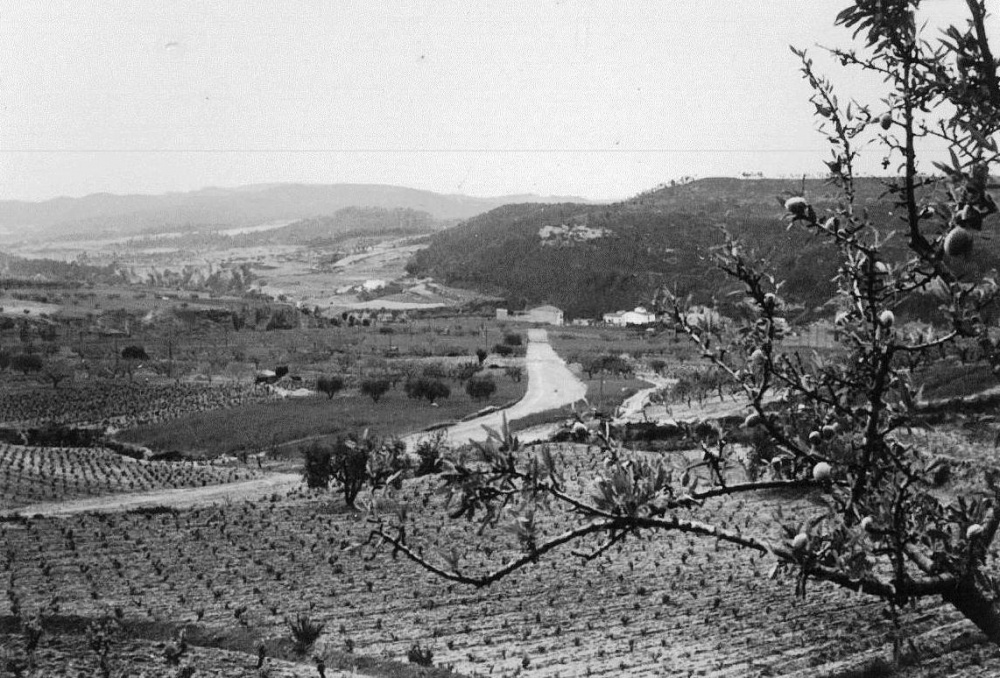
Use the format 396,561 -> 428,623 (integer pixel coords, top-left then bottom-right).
370,1 -> 1000,649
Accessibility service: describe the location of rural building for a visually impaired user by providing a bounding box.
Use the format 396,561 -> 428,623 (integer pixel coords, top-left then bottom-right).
603,306 -> 657,327
496,305 -> 564,326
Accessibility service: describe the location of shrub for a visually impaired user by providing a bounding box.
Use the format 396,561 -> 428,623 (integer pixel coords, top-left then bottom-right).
466,375 -> 497,401
331,437 -> 369,506
301,442 -> 334,489
452,361 -> 480,382
413,432 -> 447,477
121,345 -> 149,361
10,354 -> 42,375
287,613 -> 325,653
503,332 -> 523,346
407,643 -> 434,666
492,343 -> 514,357
475,348 -> 488,365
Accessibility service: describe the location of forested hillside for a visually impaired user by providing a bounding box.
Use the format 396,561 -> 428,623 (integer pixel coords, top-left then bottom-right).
406,177 -> 1000,320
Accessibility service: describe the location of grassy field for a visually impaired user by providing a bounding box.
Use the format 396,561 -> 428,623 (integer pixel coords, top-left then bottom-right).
117,371 -> 528,455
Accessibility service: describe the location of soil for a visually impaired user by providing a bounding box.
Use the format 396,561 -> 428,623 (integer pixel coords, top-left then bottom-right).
5,472 -> 301,518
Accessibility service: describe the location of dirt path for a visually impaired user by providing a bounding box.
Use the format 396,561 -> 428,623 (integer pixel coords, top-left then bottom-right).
8,330 -> 582,516
405,328 -> 587,448
3,472 -> 302,518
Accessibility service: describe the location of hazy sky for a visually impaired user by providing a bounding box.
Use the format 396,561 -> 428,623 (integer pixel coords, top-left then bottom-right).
0,1 -> 991,202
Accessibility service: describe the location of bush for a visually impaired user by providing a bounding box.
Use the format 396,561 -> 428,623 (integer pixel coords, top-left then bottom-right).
121,345 -> 149,361
421,362 -> 447,380
287,613 -> 325,653
413,432 -> 446,477
503,332 -> 523,347
452,361 -> 480,382
303,434 -> 410,505
301,442 -> 334,489
475,348 -> 488,365
360,378 -> 391,403
10,353 -> 42,375
407,643 -> 434,666
466,375 -> 497,401
492,343 -> 514,357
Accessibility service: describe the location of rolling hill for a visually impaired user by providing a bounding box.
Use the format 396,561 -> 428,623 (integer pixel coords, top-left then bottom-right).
405,177 -> 1000,320
0,184 -> 594,241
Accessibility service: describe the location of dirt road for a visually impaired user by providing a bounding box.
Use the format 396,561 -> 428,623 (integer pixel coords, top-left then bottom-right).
4,472 -> 302,518
405,328 -> 587,449
8,330 -> 583,516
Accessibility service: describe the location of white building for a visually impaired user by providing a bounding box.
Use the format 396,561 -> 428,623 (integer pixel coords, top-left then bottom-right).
603,306 -> 657,327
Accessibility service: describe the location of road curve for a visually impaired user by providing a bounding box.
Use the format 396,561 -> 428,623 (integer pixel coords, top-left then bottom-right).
406,328 -> 587,449
5,331 -> 584,517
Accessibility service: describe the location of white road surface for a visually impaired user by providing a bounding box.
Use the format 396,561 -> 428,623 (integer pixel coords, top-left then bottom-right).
405,328 -> 588,449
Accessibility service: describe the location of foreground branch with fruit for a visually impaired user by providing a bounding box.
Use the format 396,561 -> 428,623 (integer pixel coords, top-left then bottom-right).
371,0 -> 1000,650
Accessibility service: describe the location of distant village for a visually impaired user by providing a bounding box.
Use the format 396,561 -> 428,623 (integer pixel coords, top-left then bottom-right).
495,304 -> 839,348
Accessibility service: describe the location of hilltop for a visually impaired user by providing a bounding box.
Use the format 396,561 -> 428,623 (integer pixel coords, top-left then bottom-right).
0,183 -> 594,241
406,176 -> 1000,320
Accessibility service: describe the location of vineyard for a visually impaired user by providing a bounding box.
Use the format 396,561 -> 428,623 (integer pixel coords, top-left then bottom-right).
0,445 -> 261,510
1,443 -> 996,677
0,382 -> 278,430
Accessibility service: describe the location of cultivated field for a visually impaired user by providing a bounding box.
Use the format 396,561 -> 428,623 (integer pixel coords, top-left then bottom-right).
2,441 -> 998,677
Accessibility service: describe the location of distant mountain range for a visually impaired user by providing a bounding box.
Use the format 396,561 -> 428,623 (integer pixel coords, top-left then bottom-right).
0,184 -> 595,240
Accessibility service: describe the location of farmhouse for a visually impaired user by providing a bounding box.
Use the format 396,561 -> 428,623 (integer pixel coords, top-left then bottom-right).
603,306 -> 657,327
496,305 -> 564,326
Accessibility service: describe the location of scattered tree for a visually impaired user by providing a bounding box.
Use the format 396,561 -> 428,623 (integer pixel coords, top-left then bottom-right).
465,375 -> 497,401
41,359 -> 73,389
405,377 -> 451,404
317,375 -> 345,399
10,353 -> 42,376
121,345 -> 148,382
361,378 -> 391,403
303,434 -> 409,507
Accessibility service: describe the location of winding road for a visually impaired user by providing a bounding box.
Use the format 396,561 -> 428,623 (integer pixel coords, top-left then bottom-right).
6,329 -> 587,517
404,328 -> 588,448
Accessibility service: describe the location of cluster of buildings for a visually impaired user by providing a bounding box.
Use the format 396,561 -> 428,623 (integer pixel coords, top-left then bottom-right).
496,305 -> 668,328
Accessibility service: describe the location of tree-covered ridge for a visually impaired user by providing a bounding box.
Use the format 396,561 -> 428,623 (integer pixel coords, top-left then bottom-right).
407,177 -> 1000,320
0,251 -> 126,286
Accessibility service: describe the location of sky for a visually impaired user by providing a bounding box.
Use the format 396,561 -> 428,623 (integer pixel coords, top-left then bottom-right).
0,1 -> 993,202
